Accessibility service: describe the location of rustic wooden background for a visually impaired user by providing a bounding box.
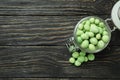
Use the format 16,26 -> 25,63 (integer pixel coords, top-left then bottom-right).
0,0 -> 120,80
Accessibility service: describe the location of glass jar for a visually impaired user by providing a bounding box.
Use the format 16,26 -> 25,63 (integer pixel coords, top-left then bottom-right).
66,0 -> 120,53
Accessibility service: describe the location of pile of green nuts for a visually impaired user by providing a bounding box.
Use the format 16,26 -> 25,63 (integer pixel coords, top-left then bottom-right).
69,48 -> 95,66
75,17 -> 110,52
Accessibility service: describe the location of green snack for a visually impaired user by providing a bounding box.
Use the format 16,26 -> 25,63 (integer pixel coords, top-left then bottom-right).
90,24 -> 99,33
69,57 -> 75,64
90,38 -> 98,45
81,40 -> 89,49
69,45 -> 75,52
95,19 -> 100,24
89,18 -> 95,23
85,31 -> 89,35
82,20 -> 86,25
88,53 -> 95,61
88,32 -> 94,37
89,44 -> 96,51
77,36 -> 83,43
78,24 -> 84,30
103,27 -> 106,31
102,35 -> 109,43
103,31 -> 108,35
86,20 -> 91,25
81,34 -> 89,40
76,30 -> 84,36
80,52 -> 86,56
74,60 -> 82,66
99,22 -> 105,27
84,57 -> 88,62
97,40 -> 105,48
96,34 -> 101,40
77,56 -> 85,63
72,52 -> 79,58
98,27 -> 103,34
84,24 -> 90,31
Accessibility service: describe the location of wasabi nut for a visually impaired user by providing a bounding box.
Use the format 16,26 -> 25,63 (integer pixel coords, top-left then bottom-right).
80,52 -> 86,56
77,56 -> 85,63
102,35 -> 109,43
98,27 -> 103,34
74,60 -> 82,66
84,24 -> 90,31
90,24 -> 99,33
86,20 -> 91,25
90,38 -> 98,45
84,57 -> 88,62
81,34 -> 89,40
89,44 -> 96,51
69,57 -> 75,63
85,32 -> 89,36
97,40 -> 105,48
72,52 -> 79,58
81,40 -> 89,49
78,24 -> 84,30
76,30 -> 83,36
77,37 -> 83,43
89,18 -> 95,23
96,34 -> 101,40
103,31 -> 108,35
88,53 -> 95,61
88,32 -> 94,37
82,20 -> 86,25
69,45 -> 75,52
99,22 -> 105,27
95,19 -> 100,24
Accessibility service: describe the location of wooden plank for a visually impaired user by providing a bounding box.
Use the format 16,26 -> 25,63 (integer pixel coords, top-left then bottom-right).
5,78 -> 120,80
0,0 -> 117,16
0,46 -> 119,78
0,16 -> 81,46
0,16 -> 120,46
2,78 -> 120,80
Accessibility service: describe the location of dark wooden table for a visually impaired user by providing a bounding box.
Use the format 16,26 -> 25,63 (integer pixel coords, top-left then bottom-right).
0,0 -> 120,80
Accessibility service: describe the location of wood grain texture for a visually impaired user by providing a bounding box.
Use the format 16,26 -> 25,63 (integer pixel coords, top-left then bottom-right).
1,78 -> 120,80
0,16 -> 120,46
0,46 -> 119,78
0,0 -> 120,79
0,0 -> 117,16
3,78 -> 120,80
